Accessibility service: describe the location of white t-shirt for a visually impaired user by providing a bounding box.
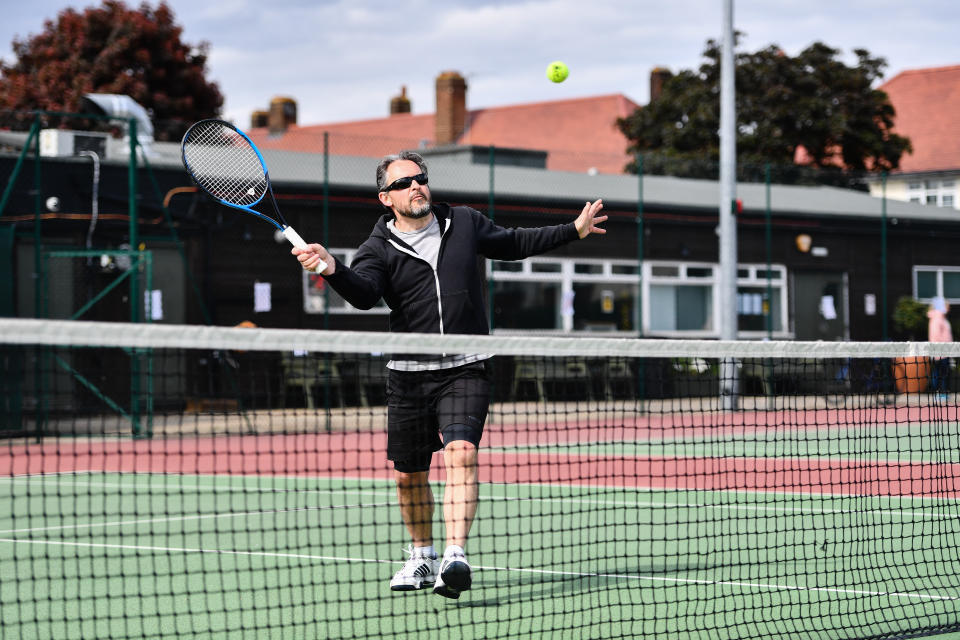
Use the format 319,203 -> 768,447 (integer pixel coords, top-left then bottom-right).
385,216 -> 490,371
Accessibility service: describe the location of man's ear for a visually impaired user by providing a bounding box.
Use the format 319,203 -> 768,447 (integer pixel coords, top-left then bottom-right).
377,191 -> 392,209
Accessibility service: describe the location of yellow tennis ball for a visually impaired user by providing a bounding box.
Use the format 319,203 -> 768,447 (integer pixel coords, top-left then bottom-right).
546,61 -> 569,83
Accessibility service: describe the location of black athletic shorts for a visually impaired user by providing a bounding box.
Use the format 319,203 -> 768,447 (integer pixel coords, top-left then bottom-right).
386,361 -> 490,472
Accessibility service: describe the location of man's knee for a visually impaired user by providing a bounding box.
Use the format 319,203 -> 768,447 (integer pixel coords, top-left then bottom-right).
444,440 -> 478,467
394,470 -> 429,491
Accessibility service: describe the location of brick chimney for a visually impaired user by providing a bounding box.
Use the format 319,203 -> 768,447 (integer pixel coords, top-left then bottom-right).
268,96 -> 297,135
435,71 -> 467,145
649,67 -> 673,103
390,86 -> 412,115
250,110 -> 269,129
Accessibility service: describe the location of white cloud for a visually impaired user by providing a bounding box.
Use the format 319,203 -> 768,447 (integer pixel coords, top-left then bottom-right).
2,0 -> 958,126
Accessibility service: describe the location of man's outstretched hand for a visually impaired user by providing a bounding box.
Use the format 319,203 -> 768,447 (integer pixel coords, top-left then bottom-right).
575,199 -> 606,239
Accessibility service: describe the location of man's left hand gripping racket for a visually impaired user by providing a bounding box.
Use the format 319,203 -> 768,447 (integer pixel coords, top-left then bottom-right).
181,119 -> 327,273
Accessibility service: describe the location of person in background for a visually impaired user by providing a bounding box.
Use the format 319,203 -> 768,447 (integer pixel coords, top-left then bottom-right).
928,297 -> 953,398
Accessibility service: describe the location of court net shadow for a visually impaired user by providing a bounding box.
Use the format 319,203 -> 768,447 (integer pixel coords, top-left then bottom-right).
458,561 -> 713,608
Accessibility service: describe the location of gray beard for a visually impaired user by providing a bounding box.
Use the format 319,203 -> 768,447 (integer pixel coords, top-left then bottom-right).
402,200 -> 431,219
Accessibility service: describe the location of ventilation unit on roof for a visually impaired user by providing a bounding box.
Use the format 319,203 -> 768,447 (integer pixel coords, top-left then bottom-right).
39,129 -> 109,158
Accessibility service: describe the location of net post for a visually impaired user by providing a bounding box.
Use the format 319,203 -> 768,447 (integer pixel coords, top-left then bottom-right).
718,0 -> 739,411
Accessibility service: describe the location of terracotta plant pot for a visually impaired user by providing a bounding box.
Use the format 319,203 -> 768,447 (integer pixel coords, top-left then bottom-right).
893,356 -> 931,393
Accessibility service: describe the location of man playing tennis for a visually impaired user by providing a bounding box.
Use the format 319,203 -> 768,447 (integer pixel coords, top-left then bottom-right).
293,151 -> 605,599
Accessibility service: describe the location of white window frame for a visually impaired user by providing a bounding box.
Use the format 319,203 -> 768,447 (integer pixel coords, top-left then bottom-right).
906,177 -> 958,208
914,265 -> 960,304
302,248 -> 389,315
488,257 -> 639,333
643,260 -> 717,338
487,257 -> 790,338
735,264 -> 790,339
641,261 -> 789,339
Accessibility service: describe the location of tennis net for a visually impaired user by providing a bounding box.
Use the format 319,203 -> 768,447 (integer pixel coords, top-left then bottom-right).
2,318 -> 960,640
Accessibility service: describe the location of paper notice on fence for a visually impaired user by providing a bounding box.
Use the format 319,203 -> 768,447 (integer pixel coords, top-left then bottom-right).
254,282 -> 272,313
820,295 -> 837,320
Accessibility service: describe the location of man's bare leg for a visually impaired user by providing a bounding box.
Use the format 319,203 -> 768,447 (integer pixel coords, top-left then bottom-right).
433,441 -> 478,598
442,441 -> 479,548
395,470 -> 433,546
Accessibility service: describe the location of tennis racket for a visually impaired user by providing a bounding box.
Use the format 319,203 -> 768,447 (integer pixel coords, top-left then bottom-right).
181,119 -> 327,273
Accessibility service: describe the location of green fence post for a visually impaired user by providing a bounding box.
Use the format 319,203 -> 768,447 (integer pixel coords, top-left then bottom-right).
488,145 -> 495,331
323,131 -> 330,331
33,114 -> 43,318
881,171 -> 888,342
33,114 -> 46,438
322,131 -> 332,430
128,118 -> 142,436
636,153 -> 645,406
765,163 -> 772,339
636,154 -> 644,336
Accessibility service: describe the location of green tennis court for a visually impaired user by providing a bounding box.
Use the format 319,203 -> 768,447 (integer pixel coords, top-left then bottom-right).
3,463 -> 960,640
5,321 -> 960,638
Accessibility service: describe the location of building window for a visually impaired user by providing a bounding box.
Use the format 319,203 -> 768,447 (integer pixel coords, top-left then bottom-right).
644,262 -> 715,335
737,266 -> 785,334
310,252 -> 790,336
489,257 -> 639,333
907,176 -> 957,207
642,261 -> 789,338
649,283 -> 713,332
914,266 -> 960,304
493,280 -> 562,329
303,249 -> 389,314
487,258 -> 789,337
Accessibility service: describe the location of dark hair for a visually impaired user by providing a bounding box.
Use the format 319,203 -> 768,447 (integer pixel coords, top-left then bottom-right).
376,151 -> 428,192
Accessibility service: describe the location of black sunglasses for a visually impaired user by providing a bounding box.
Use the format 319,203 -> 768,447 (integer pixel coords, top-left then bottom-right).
381,173 -> 428,192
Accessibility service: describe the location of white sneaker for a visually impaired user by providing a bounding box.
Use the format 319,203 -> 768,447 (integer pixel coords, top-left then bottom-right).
433,546 -> 472,599
390,546 -> 438,591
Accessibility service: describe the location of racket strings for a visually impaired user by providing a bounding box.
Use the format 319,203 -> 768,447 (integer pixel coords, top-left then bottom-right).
184,123 -> 268,207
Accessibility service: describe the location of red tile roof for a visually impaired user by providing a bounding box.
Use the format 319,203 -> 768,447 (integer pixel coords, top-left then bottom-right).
248,93 -> 640,175
881,65 -> 960,174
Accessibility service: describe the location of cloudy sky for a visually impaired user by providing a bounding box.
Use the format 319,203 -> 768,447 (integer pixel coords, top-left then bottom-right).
2,0 -> 958,127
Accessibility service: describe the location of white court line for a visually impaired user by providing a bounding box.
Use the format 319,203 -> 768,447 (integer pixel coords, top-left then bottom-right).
3,473 -> 960,604
0,537 -> 955,603
8,465 -> 960,503
0,502 -> 395,536
3,474 -> 959,533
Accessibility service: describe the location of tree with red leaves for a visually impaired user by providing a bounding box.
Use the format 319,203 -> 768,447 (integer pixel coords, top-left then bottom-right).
0,1 -> 223,140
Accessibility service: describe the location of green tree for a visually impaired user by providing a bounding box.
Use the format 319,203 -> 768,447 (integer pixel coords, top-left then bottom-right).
892,296 -> 928,341
618,38 -> 912,186
0,1 -> 223,140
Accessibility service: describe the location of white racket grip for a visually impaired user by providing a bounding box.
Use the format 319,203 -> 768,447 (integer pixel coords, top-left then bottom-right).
283,226 -> 327,274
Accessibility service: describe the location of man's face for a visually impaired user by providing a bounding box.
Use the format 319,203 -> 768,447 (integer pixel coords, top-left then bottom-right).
378,159 -> 432,219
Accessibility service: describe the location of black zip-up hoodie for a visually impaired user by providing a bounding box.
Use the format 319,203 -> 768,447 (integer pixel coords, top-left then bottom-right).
324,203 -> 579,335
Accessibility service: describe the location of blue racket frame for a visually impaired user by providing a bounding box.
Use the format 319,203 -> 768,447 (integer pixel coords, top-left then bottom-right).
181,119 -> 325,272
